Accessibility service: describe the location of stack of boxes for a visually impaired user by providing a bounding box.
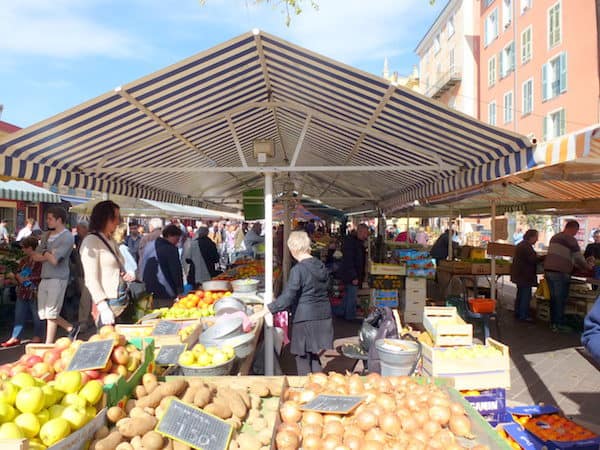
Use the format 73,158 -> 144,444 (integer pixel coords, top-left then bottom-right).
404,276 -> 427,323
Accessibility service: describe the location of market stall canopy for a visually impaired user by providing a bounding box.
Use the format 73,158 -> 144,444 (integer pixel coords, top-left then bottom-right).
71,195 -> 242,220
0,31 -> 534,211
0,180 -> 61,203
273,202 -> 320,221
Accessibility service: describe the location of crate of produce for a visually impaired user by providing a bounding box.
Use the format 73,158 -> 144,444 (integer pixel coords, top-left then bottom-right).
508,405 -> 600,450
368,260 -> 406,276
438,260 -> 472,274
393,249 -> 430,260
406,258 -> 436,278
471,262 -> 492,274
370,289 -> 399,308
421,338 -> 511,390
468,298 -> 497,313
368,274 -> 403,289
423,306 -> 473,346
462,388 -> 511,426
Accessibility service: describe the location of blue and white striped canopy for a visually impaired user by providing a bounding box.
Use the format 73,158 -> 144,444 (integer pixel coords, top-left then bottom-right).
0,31 -> 535,211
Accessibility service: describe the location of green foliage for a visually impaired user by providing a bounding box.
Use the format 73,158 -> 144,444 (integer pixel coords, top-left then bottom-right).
199,0 -> 319,26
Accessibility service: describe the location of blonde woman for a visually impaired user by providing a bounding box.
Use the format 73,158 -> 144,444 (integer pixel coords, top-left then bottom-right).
114,223 -> 137,280
267,231 -> 333,375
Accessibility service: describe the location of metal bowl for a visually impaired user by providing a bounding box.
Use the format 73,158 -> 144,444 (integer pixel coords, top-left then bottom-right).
179,357 -> 234,376
200,332 -> 256,359
214,297 -> 246,316
231,278 -> 260,294
200,316 -> 243,341
202,280 -> 231,292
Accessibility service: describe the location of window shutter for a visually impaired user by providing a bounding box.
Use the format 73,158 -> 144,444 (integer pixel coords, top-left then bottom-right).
485,19 -> 489,45
560,109 -> 566,135
499,51 -> 504,77
542,116 -> 548,141
542,63 -> 548,101
559,52 -> 567,93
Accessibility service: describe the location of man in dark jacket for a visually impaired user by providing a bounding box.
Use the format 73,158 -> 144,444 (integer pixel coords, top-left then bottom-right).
196,226 -> 220,278
143,224 -> 183,304
511,229 -> 542,321
430,229 -> 457,264
339,224 -> 369,321
582,297 -> 600,363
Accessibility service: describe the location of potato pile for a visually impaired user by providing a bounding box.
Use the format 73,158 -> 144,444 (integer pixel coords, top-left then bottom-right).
89,374 -> 281,450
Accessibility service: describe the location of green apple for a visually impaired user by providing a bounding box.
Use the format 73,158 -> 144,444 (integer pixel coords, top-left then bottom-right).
48,404 -> 65,419
61,405 -> 88,430
196,353 -> 212,367
36,408 -> 50,425
78,380 -> 103,406
85,406 -> 97,421
61,393 -> 87,409
191,344 -> 206,355
0,403 -> 16,423
27,439 -> 47,450
0,382 -> 18,405
15,412 -> 41,438
39,417 -> 70,446
211,351 -> 228,365
0,422 -> 24,439
10,372 -> 36,389
54,371 -> 82,394
15,386 -> 45,414
178,351 -> 195,366
221,345 -> 235,360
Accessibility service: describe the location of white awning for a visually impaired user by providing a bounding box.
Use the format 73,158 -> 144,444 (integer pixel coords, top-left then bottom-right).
0,180 -> 61,203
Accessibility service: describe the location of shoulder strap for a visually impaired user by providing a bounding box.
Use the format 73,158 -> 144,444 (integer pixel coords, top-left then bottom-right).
92,232 -> 125,273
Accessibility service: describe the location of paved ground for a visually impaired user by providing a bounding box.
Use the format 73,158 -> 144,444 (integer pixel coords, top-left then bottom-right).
1,283 -> 598,431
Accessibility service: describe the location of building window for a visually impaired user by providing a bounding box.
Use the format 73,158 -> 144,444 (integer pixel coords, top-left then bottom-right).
485,0 -> 495,7
548,1 -> 561,48
503,0 -> 513,30
521,27 -> 532,64
485,9 -> 499,46
504,91 -> 513,123
521,0 -> 532,14
522,78 -> 533,115
447,16 -> 455,38
449,48 -> 455,72
488,56 -> 497,86
489,101 -> 497,126
499,41 -> 515,78
434,34 -> 441,54
542,52 -> 567,101
543,108 -> 566,140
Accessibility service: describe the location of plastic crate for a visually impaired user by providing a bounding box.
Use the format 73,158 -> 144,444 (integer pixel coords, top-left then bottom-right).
370,289 -> 399,308
469,298 -> 497,313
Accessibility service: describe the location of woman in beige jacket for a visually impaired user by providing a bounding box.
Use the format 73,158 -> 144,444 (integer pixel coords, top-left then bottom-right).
80,201 -> 134,327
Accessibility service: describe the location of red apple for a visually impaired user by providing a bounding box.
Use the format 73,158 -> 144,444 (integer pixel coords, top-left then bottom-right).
80,372 -> 90,385
83,370 -> 100,380
53,360 -> 65,374
55,337 -> 72,350
98,325 -> 115,337
43,350 -> 61,366
25,355 -> 43,368
103,360 -> 112,372
31,362 -> 54,381
111,346 -> 129,365
111,364 -> 128,377
9,364 -> 27,376
0,364 -> 12,378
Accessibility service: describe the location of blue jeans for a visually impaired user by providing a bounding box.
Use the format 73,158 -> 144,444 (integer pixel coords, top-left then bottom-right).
515,286 -> 533,320
343,284 -> 358,320
11,298 -> 44,340
545,271 -> 571,326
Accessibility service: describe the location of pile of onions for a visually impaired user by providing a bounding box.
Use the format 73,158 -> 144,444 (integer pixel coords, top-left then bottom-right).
275,372 -> 487,450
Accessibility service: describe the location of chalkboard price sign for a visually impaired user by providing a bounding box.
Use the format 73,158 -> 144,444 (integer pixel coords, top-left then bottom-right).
156,399 -> 232,450
301,395 -> 365,415
156,344 -> 187,366
153,321 -> 181,336
67,339 -> 114,372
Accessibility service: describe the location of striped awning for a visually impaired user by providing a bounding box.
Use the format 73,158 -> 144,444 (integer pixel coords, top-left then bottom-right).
533,124 -> 600,166
0,180 -> 61,203
0,31 -> 534,211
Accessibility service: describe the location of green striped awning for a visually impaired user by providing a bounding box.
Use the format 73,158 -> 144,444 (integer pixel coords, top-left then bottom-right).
0,180 -> 61,203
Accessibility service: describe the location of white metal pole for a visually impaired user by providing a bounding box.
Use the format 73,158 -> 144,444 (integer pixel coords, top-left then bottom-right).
282,199 -> 291,286
264,172 -> 274,376
447,212 -> 454,261
491,200 -> 497,300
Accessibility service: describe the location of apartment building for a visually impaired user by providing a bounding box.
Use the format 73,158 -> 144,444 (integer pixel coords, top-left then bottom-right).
479,0 -> 599,142
415,0 -> 480,117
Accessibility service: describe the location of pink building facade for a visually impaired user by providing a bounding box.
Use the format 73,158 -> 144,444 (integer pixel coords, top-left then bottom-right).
479,0 -> 600,142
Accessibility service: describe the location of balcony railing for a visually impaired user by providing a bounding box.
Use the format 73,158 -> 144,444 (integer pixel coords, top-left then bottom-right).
425,66 -> 462,99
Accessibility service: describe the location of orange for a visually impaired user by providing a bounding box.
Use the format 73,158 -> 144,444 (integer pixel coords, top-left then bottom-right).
197,291 -> 205,298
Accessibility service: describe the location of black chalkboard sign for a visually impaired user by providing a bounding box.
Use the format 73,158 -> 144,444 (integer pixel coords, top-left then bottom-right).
156,399 -> 232,450
67,339 -> 114,372
301,395 -> 365,414
152,321 -> 181,336
156,344 -> 187,366
139,311 -> 160,323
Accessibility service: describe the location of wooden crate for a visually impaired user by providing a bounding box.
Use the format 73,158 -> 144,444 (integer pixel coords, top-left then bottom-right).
368,261 -> 406,276
116,320 -> 202,346
423,306 -> 473,347
487,242 -> 515,257
404,310 -> 424,323
421,338 -> 511,390
438,260 -> 472,274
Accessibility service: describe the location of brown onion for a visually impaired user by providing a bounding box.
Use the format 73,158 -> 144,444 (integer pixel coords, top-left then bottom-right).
449,414 -> 472,438
344,434 -> 363,450
428,405 -> 451,426
280,401 -> 302,424
302,423 -> 322,438
356,410 -> 378,431
275,430 -> 300,449
305,382 -> 324,394
428,395 -> 450,408
310,372 -> 328,386
368,404 -> 384,418
278,421 -> 301,435
322,434 -> 342,449
323,420 -> 345,437
376,394 -> 396,412
413,409 -> 429,426
422,420 -> 442,437
379,413 -> 401,436
302,411 -> 324,427
365,428 -> 387,443
401,416 -> 418,433
434,429 -> 456,446
299,389 -> 317,404
406,440 -> 426,450
365,372 -> 381,388
361,440 -> 385,450
411,429 -> 428,445
449,402 -> 466,416
302,434 -> 322,449
323,414 -> 343,423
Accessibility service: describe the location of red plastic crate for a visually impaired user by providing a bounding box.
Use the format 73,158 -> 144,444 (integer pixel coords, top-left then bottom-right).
469,298 -> 497,313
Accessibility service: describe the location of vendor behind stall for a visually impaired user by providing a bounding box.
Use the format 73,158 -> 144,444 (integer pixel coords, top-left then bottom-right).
430,229 -> 458,265
266,231 -> 333,375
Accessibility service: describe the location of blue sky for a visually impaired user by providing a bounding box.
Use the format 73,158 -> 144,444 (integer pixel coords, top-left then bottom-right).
0,0 -> 445,128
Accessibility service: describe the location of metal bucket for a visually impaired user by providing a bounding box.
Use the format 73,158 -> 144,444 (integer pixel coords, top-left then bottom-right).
375,339 -> 420,376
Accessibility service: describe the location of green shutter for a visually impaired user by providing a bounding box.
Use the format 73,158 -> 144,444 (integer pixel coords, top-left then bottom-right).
559,52 -> 567,93
542,63 -> 548,101
542,116 -> 548,141
560,109 -> 566,135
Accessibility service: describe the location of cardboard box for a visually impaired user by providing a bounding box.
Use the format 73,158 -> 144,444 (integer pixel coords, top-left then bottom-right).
438,260 -> 472,274
423,306 -> 473,347
404,297 -> 426,312
370,289 -> 399,308
368,261 -> 406,276
421,338 -> 511,390
404,310 -> 423,323
463,388 -> 510,426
